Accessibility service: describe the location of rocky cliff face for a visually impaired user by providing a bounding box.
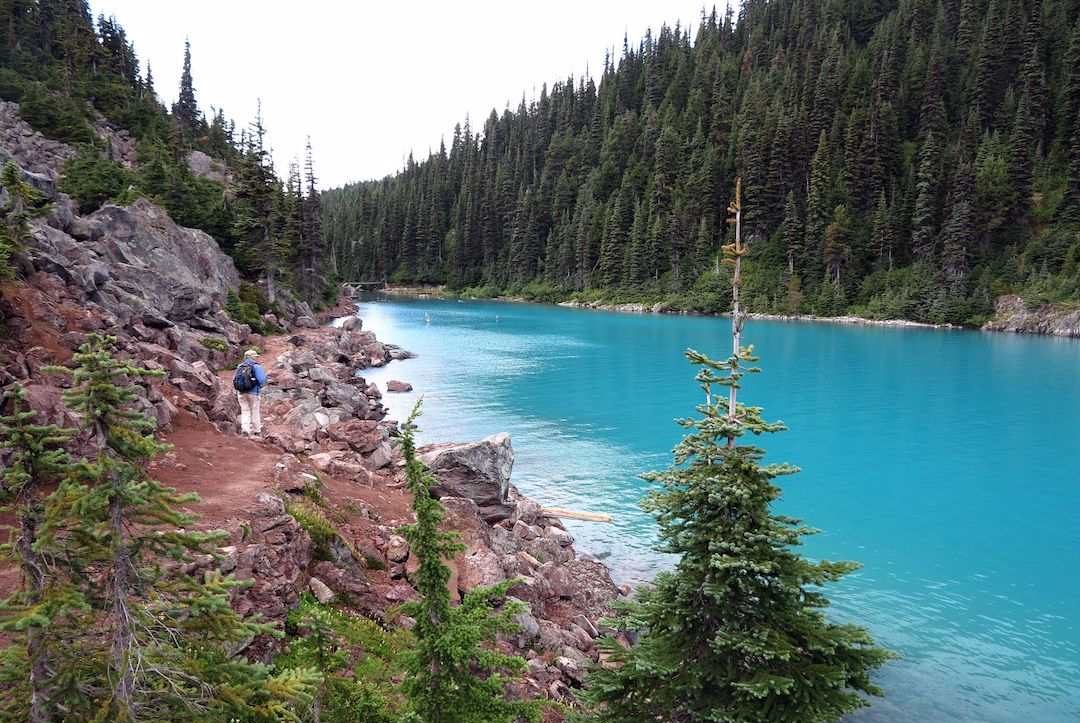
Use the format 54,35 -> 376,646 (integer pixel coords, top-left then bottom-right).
983,294 -> 1080,337
0,99 -> 255,433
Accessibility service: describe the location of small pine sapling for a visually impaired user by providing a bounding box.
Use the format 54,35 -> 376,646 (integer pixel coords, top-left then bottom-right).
398,400 -> 541,723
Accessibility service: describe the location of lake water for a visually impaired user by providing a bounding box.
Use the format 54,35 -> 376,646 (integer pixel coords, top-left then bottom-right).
353,295 -> 1080,723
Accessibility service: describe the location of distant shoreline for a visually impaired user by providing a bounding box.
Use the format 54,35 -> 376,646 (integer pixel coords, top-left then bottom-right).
374,285 -> 960,332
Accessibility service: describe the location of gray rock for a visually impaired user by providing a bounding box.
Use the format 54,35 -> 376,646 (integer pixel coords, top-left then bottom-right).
984,294 -> 1080,337
546,526 -> 575,547
187,150 -> 230,184
309,577 -> 336,604
386,534 -> 410,564
308,366 -> 336,384
419,433 -> 514,508
458,546 -> 505,592
365,442 -> 393,470
512,498 -> 543,526
513,611 -> 541,644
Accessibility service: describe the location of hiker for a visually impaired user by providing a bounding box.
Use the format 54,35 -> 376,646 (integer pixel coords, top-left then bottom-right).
233,349 -> 268,437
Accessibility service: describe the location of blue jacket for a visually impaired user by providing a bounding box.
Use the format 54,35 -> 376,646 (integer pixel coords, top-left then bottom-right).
240,359 -> 268,394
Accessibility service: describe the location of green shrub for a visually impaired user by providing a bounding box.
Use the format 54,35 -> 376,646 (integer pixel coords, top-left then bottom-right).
287,500 -> 338,559
17,84 -> 93,144
276,595 -> 410,722
198,336 -> 228,353
0,68 -> 26,102
59,145 -> 135,214
225,286 -> 267,335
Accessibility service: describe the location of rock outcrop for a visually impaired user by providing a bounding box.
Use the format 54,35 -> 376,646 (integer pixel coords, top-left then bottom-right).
33,198 -> 239,326
983,294 -> 1080,337
187,149 -> 230,185
419,433 -> 514,516
0,100 -> 75,183
0,99 -> 255,435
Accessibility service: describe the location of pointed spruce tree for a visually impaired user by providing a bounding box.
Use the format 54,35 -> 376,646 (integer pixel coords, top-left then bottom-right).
172,38 -> 200,140
397,400 -> 540,723
585,180 -> 892,723
0,161 -> 48,278
0,385 -> 76,723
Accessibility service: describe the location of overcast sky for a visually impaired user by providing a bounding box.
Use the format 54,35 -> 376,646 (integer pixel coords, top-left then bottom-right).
90,1 -> 717,189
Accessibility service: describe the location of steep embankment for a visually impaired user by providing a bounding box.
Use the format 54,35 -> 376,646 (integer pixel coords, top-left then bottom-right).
0,99 -> 622,712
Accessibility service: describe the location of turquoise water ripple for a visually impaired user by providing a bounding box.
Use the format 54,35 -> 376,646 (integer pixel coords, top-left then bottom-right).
355,296 -> 1080,723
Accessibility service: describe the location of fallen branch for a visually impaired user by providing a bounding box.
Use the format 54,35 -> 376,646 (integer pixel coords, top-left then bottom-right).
541,507 -> 613,523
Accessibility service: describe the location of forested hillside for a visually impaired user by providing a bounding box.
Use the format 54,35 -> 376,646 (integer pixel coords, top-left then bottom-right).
323,0 -> 1080,325
0,0 -> 331,313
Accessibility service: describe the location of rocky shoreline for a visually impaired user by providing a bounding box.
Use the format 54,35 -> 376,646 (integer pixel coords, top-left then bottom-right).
557,298 -> 960,330
0,93 -> 624,712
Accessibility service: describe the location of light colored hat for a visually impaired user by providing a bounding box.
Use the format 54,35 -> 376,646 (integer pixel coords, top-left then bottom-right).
244,349 -> 259,359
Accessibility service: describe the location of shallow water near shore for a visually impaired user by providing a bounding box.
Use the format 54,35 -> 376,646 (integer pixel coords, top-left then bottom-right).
353,295 -> 1080,723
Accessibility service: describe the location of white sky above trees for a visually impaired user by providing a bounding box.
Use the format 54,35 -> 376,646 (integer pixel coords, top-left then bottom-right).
90,1 -> 715,189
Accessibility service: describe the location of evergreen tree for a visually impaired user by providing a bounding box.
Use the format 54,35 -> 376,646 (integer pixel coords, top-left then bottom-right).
301,136 -> 326,300
1008,90 -> 1036,222
824,204 -> 853,286
911,131 -> 942,262
39,334 -> 319,721
0,385 -> 75,723
803,131 -> 832,280
1063,110 -> 1080,221
870,190 -> 895,270
942,162 -> 975,287
172,38 -> 200,139
585,201 -> 892,721
232,102 -> 280,298
0,161 -> 48,278
781,190 -> 802,276
599,188 -> 630,286
397,401 -> 540,723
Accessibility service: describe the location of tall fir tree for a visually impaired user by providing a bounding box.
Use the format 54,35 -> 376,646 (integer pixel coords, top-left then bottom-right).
911,130 -> 942,262
172,38 -> 200,140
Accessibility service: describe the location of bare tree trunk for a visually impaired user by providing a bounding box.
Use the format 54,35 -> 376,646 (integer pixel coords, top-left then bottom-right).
109,492 -> 135,719
728,178 -> 743,448
19,510 -> 54,723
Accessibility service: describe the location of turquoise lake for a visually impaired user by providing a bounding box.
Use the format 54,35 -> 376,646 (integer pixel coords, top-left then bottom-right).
353,296 -> 1080,723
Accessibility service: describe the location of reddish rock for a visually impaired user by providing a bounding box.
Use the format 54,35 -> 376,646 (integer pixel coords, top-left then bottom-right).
327,418 -> 382,453
386,379 -> 412,393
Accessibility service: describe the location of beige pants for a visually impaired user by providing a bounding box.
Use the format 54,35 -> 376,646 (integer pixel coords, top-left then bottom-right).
237,392 -> 262,435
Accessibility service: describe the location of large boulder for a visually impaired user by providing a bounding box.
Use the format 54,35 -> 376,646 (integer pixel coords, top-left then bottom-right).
25,198 -> 240,329
187,150 -> 230,185
419,433 -> 514,509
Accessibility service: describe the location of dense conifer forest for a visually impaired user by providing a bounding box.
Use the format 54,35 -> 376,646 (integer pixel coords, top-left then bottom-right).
324,0 -> 1080,325
0,0 -> 331,313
